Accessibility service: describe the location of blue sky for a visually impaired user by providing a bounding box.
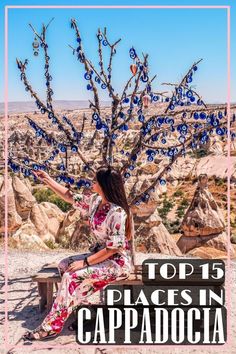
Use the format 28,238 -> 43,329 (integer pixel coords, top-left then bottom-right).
1,0 -> 235,104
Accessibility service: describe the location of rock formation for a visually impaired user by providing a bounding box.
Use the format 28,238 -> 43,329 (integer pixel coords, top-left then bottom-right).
133,209 -> 182,256
177,174 -> 235,256
29,204 -> 59,243
0,176 -> 22,233
40,202 -> 64,239
181,174 -> 225,237
56,208 -> 82,245
169,157 -> 196,181
11,220 -> 49,250
208,135 -> 224,155
1,176 -> 65,249
12,176 -> 36,220
128,175 -> 166,217
2,173 -> 234,258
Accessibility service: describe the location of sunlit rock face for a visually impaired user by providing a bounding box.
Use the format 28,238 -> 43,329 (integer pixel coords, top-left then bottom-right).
177,174 -> 235,257
181,174 -> 225,237
0,176 -> 22,233
12,175 -> 36,220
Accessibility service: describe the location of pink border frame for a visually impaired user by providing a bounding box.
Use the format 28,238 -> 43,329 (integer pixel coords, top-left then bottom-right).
4,4 -> 231,352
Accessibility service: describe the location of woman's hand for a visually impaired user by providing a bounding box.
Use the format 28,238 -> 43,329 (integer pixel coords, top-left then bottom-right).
32,170 -> 74,204
66,260 -> 85,273
32,170 -> 51,184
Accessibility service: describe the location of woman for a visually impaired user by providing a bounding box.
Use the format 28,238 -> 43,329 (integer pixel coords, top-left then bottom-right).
23,165 -> 134,341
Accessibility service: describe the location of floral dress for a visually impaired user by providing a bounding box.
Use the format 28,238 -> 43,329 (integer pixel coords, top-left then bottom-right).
40,191 -> 135,334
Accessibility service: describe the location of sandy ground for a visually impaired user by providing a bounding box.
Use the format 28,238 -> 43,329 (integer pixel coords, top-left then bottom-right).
0,247 -> 236,354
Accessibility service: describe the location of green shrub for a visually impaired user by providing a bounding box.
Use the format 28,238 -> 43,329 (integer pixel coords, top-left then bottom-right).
173,190 -> 184,198
58,236 -> 71,249
176,207 -> 185,219
180,198 -> 189,207
215,177 -> 225,186
32,188 -> 52,203
44,239 -> 57,249
47,194 -> 72,211
164,219 -> 181,234
32,188 -> 71,212
176,198 -> 189,219
158,198 -> 174,220
189,149 -> 208,158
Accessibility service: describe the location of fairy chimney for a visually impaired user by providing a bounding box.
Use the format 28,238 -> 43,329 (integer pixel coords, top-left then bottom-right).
176,174 -> 235,256
180,174 -> 225,237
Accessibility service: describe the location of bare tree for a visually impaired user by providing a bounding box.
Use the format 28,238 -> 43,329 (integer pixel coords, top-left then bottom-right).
9,18 -> 234,207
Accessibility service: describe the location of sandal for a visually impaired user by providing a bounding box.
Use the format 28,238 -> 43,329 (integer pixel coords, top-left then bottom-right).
22,324 -> 58,341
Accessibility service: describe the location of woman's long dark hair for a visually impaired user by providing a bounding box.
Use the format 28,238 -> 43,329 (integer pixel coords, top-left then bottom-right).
96,165 -> 133,241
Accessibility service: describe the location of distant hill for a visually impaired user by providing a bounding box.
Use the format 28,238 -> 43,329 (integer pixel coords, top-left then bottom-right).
0,100 -> 234,115
0,100 -> 111,114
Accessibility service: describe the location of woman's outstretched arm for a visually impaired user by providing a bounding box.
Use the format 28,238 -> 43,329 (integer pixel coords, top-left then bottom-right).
32,170 -> 74,204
